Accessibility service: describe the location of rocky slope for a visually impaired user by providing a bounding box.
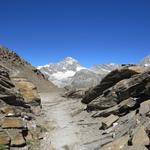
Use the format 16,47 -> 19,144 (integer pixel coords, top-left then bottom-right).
0,65 -> 43,149
91,64 -> 120,75
81,65 -> 150,149
70,69 -> 101,89
0,46 -> 57,92
0,46 -> 58,149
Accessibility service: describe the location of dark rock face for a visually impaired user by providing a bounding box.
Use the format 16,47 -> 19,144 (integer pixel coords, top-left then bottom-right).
82,67 -> 141,104
87,71 -> 150,111
0,65 -> 27,107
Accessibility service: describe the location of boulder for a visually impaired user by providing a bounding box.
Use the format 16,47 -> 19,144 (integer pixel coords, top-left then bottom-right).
0,68 -> 27,107
139,100 -> 150,115
92,97 -> 137,117
63,89 -> 86,98
82,67 -> 140,104
132,126 -> 149,146
0,130 -> 10,145
13,78 -> 41,106
0,106 -> 21,117
87,71 -> 150,111
8,130 -> 26,147
1,117 -> 25,129
101,114 -> 119,130
100,135 -> 129,150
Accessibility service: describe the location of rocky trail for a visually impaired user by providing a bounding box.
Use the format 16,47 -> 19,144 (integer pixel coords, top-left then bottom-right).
39,92 -> 108,150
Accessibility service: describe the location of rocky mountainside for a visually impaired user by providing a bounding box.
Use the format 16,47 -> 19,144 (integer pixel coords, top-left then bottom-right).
38,57 -> 120,89
0,65 -> 43,149
0,46 -> 59,149
81,65 -> 150,149
91,64 -> 120,75
1,46 -> 149,150
70,69 -> 101,89
38,54 -> 150,91
0,46 -> 57,92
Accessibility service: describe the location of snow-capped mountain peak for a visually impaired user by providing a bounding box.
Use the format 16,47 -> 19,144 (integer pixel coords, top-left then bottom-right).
63,57 -> 78,64
37,57 -> 120,88
37,57 -> 86,87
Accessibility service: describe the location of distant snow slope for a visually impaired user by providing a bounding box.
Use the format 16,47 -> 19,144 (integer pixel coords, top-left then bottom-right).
91,64 -> 120,74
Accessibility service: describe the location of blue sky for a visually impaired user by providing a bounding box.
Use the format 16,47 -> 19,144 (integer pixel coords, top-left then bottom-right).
0,0 -> 150,67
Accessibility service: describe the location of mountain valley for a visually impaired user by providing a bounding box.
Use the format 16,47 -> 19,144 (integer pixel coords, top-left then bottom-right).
0,46 -> 150,150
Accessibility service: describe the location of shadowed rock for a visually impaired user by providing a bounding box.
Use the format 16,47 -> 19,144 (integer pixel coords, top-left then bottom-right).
87,71 -> 150,111
82,67 -> 143,104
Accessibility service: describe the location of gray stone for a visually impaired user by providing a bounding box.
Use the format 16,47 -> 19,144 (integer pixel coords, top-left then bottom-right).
139,100 -> 150,115
132,126 -> 149,146
101,114 -> 119,130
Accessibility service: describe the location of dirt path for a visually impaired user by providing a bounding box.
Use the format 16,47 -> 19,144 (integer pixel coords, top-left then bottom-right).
39,92 -> 107,150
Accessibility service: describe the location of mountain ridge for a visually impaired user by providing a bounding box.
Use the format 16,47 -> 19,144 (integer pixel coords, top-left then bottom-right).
38,55 -> 150,89
37,57 -> 120,88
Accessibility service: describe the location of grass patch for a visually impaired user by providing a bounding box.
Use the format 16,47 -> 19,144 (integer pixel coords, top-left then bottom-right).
0,145 -> 5,150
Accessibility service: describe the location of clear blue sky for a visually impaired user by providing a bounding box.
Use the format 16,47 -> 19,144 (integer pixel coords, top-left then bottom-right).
0,0 -> 150,67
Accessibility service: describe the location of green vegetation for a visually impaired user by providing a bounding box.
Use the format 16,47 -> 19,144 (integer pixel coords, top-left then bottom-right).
0,145 -> 5,150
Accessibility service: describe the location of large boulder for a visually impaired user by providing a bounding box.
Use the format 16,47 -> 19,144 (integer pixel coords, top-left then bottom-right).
87,71 -> 150,111
63,88 -> 86,99
0,106 -> 21,117
0,66 -> 27,107
13,78 -> 41,106
0,130 -> 10,145
132,126 -> 149,146
82,67 -> 143,104
92,97 -> 137,117
101,114 -> 119,130
8,130 -> 26,147
1,117 -> 25,129
139,100 -> 150,116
